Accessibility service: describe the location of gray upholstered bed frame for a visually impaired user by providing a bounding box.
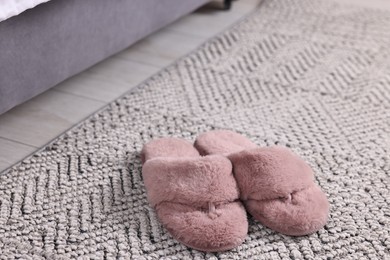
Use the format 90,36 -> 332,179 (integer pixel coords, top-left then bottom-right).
0,0 -> 209,114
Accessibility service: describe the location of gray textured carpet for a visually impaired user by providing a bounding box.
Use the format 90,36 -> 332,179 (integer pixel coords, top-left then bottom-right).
1,0 -> 390,259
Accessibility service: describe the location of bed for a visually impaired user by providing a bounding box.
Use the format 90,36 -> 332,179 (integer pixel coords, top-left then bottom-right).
0,0 -> 210,114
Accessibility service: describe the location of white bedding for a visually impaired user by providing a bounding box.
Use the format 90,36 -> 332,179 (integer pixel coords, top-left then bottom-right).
0,0 -> 51,22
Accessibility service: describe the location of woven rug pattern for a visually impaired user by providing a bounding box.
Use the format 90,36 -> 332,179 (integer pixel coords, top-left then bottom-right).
1,0 -> 390,259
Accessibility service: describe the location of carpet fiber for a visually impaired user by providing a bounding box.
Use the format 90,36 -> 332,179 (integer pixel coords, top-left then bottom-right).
1,0 -> 389,258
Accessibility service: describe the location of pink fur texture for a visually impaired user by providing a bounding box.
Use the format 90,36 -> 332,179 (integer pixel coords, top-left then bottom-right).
143,156 -> 240,208
141,137 -> 248,252
195,130 -> 329,236
141,137 -> 199,163
195,130 -> 257,156
228,147 -> 315,201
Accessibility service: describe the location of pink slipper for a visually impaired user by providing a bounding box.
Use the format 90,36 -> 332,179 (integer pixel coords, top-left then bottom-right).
194,130 -> 329,236
141,137 -> 248,252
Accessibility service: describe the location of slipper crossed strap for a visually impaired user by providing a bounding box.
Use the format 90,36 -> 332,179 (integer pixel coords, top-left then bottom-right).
195,130 -> 329,236
141,138 -> 248,252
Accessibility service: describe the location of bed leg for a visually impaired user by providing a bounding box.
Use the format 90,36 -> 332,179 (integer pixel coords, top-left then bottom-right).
224,0 -> 232,10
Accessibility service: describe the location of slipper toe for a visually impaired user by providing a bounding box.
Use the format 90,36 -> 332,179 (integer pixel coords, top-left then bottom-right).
156,201 -> 248,252
229,146 -> 329,235
246,185 -> 329,236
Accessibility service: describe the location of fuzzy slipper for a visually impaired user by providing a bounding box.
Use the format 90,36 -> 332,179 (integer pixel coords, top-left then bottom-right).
141,137 -> 248,252
194,130 -> 329,236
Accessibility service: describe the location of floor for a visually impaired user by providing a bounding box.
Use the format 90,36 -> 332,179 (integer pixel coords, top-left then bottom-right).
0,0 -> 389,173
